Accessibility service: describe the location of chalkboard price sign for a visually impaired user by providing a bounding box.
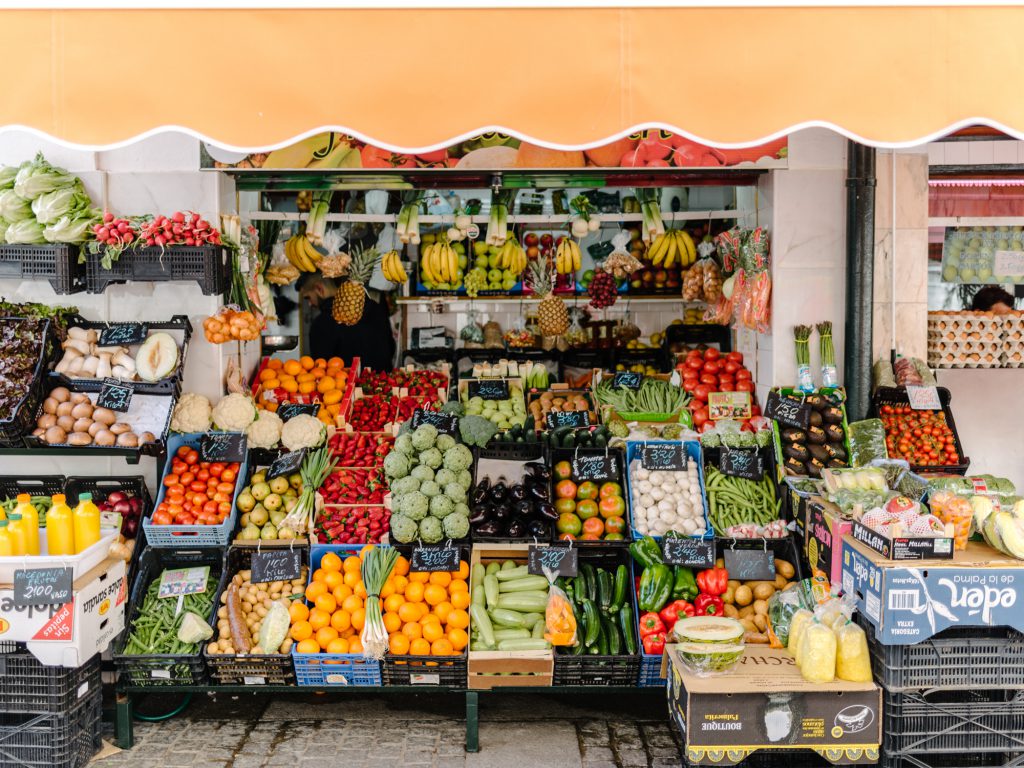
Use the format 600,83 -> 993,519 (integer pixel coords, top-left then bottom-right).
468,379 -> 509,401
410,545 -> 461,572
99,323 -> 149,346
571,454 -> 617,482
251,549 -> 303,584
277,402 -> 320,422
764,392 -> 811,430
411,408 -> 459,435
199,432 -> 247,463
723,549 -> 777,581
640,443 -> 686,471
268,449 -> 305,480
720,447 -> 763,480
527,544 -> 578,577
662,538 -> 716,568
97,379 -> 133,413
13,567 -> 73,607
612,371 -> 643,390
545,410 -> 590,430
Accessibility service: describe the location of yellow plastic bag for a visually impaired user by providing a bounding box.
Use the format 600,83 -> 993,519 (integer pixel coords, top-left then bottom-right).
798,620 -> 837,683
835,620 -> 873,682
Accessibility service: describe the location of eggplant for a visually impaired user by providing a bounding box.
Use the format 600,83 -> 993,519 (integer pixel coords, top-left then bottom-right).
490,480 -> 508,504
526,482 -> 549,502
526,519 -> 550,539
514,499 -> 534,520
474,520 -> 501,537
492,504 -> 512,522
505,519 -> 527,538
527,463 -> 551,481
470,485 -> 490,507
534,501 -> 558,521
509,484 -> 527,503
469,504 -> 491,525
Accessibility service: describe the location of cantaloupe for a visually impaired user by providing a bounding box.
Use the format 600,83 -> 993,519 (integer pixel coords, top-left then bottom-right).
135,332 -> 179,382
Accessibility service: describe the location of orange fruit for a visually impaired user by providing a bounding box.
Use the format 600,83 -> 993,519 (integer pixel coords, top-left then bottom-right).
422,622 -> 444,643
433,601 -> 453,624
342,555 -> 361,573
289,601 -> 310,623
348,636 -> 363,654
323,389 -> 343,405
393,556 -> 410,576
261,378 -> 281,390
428,572 -> 451,588
408,571 -> 429,584
320,552 -> 343,573
280,379 -> 299,394
315,593 -> 337,615
398,602 -> 421,623
314,357 -> 327,369
359,544 -> 374,559
267,358 -> 284,371
309,608 -> 331,631
409,638 -> 431,656
423,584 -> 447,607
283,359 -> 302,376
343,571 -> 360,588
296,638 -> 320,654
326,637 -> 349,654
317,376 -> 336,393
327,356 -> 344,369
448,579 -> 468,594
389,634 -> 410,655
447,627 -> 469,651
447,609 -> 469,629
354,582 -> 368,600
431,638 -> 454,656
342,594 -> 363,614
290,620 -> 313,641
351,608 -> 366,631
305,581 -> 327,602
298,381 -> 316,395
379,579 -> 395,600
405,582 -> 425,603
382,611 -> 401,633
392,575 -> 409,594
259,368 -> 277,382
401,622 -> 422,640
323,571 -> 344,590
383,594 -> 405,614
450,591 -> 470,610
312,568 -> 327,583
332,584 -> 353,603
420,611 -> 441,626
455,561 -> 470,580
332,609 -> 353,633
300,355 -> 315,370
315,626 -> 339,649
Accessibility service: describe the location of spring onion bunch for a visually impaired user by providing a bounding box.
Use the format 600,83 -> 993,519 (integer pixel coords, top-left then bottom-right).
360,545 -> 400,660
281,445 -> 337,535
634,188 -> 665,243
397,191 -> 422,245
305,191 -> 333,247
487,189 -> 517,247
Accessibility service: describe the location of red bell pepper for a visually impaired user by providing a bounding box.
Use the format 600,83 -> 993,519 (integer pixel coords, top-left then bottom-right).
641,632 -> 666,656
638,612 -> 666,637
658,599 -> 695,630
694,593 -> 724,616
696,566 -> 729,596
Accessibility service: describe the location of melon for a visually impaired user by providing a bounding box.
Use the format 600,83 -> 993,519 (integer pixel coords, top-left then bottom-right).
676,642 -> 745,675
135,332 -> 179,382
672,616 -> 745,645
514,142 -> 585,168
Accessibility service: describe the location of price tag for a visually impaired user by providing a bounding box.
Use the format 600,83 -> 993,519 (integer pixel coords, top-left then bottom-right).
765,391 -> 811,430
411,408 -> 459,435
468,380 -> 509,401
410,545 -> 461,572
251,549 -> 303,584
99,323 -> 148,346
97,379 -> 133,413
995,249 -> 1024,277
707,391 -> 752,421
720,447 -> 763,480
571,454 -> 618,482
612,371 -> 643,390
661,538 -> 716,568
158,566 -> 210,599
640,443 -> 686,471
527,544 -> 578,577
277,402 -> 321,421
199,433 -> 247,463
13,567 -> 73,607
545,410 -> 590,429
906,385 -> 941,411
267,450 -> 305,480
723,549 -> 776,581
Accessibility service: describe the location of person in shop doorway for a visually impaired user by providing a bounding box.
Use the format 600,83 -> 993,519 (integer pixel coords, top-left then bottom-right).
298,273 -> 396,371
971,286 -> 1017,315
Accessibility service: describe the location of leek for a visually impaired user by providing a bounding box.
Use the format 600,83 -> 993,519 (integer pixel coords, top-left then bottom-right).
13,153 -> 77,200
0,190 -> 32,222
4,219 -> 46,244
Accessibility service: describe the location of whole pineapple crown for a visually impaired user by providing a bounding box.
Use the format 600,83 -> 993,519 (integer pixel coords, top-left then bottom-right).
347,245 -> 378,285
527,257 -> 554,296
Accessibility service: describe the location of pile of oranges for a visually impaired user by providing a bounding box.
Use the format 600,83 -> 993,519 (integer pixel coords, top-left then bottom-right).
289,547 -> 371,655
384,560 -> 470,658
257,355 -> 349,425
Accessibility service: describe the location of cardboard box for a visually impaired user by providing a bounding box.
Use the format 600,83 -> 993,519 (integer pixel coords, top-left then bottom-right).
850,520 -> 953,561
0,557 -> 126,667
841,535 -> 1024,644
467,543 -> 553,689
666,645 -> 881,766
805,498 -> 854,584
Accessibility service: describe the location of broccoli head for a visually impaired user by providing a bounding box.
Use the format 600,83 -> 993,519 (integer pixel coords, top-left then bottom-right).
458,415 -> 498,448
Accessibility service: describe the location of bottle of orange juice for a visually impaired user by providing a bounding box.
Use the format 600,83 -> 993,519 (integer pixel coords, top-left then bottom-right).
73,493 -> 101,553
7,513 -> 27,556
14,494 -> 39,556
46,494 -> 75,556
0,520 -> 13,556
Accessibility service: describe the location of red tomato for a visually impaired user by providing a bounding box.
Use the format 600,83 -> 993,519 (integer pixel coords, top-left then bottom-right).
736,380 -> 755,393
188,480 -> 206,493
209,462 -> 225,476
180,471 -> 195,486
683,368 -> 699,381
692,407 -> 709,427
687,348 -> 703,359
703,360 -> 721,375
726,351 -> 744,363
699,421 -> 716,433
736,369 -> 753,381
700,374 -> 717,386
221,468 -> 236,483
153,510 -> 173,526
683,379 -> 698,394
196,469 -> 210,482
723,361 -> 740,375
751,404 -> 762,417
694,384 -> 711,401
686,358 -> 703,371
719,381 -> 736,392
163,474 -> 179,487
704,348 -> 720,360
175,446 -> 191,459
184,449 -> 199,465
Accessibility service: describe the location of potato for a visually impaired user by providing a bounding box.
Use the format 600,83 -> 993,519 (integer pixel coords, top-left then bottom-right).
217,606 -> 228,619
727,580 -> 741,591
753,598 -> 768,616
775,559 -> 795,579
280,638 -> 293,654
723,603 -> 740,619
738,604 -> 754,618
744,631 -> 769,644
208,642 -> 220,654
753,583 -> 776,601
739,618 -> 757,633
256,604 -> 268,617
753,613 -> 768,632
774,574 -> 789,590
723,586 -> 736,605
734,585 -> 753,607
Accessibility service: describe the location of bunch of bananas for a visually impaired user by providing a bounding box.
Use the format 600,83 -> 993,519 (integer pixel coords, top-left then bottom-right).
648,229 -> 696,268
498,238 -> 527,275
285,233 -> 323,272
381,249 -> 408,284
555,238 -> 582,274
421,239 -> 460,285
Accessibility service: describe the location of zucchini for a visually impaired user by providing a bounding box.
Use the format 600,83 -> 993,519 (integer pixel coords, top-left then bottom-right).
495,565 -> 530,581
492,628 -> 531,641
497,638 -> 551,651
498,575 -> 549,593
471,563 -> 486,589
579,564 -> 596,602
610,564 -> 627,614
597,569 -> 613,612
485,562 -> 500,576
582,599 -> 600,647
602,613 -> 621,655
619,604 -> 637,655
595,623 -> 609,655
484,574 -> 499,609
500,560 -> 518,571
520,612 -> 544,630
496,592 -> 549,613
472,587 -> 485,607
532,619 -> 545,639
471,604 -> 495,647
489,608 -> 527,628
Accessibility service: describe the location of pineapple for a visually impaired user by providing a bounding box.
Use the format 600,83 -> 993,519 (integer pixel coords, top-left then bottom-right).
528,258 -> 569,337
332,246 -> 378,325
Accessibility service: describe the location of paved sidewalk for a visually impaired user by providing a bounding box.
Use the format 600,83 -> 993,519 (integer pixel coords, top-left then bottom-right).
97,691 -> 680,768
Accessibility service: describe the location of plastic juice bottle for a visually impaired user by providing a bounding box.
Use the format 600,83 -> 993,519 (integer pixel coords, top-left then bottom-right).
7,513 -> 27,556
73,493 -> 101,554
14,494 -> 39,556
0,520 -> 13,556
46,494 -> 75,557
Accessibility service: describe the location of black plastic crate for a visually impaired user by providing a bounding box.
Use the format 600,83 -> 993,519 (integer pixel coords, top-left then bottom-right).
85,245 -> 227,295
0,649 -> 100,715
0,687 -> 102,768
880,753 -> 1024,768
469,451 -> 551,543
49,314 -> 193,395
870,386 -> 970,475
0,317 -> 54,448
559,348 -> 613,379
114,547 -> 227,688
0,476 -> 66,506
0,244 -> 85,295
202,545 -> 306,686
883,688 -> 1024,756
664,323 -> 733,353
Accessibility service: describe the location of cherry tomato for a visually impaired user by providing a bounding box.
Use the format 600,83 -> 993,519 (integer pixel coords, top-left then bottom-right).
196,469 -> 210,482
189,481 -> 206,493
209,462 -> 225,477
184,449 -> 199,465
175,445 -> 191,459
180,471 -> 195,486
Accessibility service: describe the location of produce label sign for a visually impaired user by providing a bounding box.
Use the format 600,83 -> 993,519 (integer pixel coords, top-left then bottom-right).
528,544 -> 578,577
995,250 -> 1024,277
571,454 -> 618,482
278,402 -> 320,421
99,323 -> 148,346
707,391 -> 752,420
765,391 -> 811,430
720,447 -> 763,480
545,410 -> 590,429
906,385 -> 941,411
468,380 -> 509,401
97,379 -> 133,413
267,450 -> 305,480
723,549 -> 776,581
612,371 -> 643,390
251,550 -> 303,584
200,433 -> 247,462
410,545 -> 461,572
158,566 -> 210,599
13,567 -> 73,607
640,443 -> 686,471
662,538 -> 715,568
411,408 -> 458,435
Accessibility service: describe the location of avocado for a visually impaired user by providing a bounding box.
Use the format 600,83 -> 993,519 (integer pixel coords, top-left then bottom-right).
823,443 -> 847,461
825,424 -> 845,444
784,443 -> 809,462
807,444 -> 830,463
784,457 -> 806,476
805,458 -> 826,478
822,407 -> 844,425
781,428 -> 807,444
807,426 -> 827,445
809,410 -> 823,428
806,394 -> 826,411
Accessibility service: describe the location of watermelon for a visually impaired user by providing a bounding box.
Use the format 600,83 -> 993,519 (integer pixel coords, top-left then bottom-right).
672,616 -> 744,645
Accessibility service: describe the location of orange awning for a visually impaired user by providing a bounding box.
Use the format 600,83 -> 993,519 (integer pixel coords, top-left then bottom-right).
3,6 -> 1024,151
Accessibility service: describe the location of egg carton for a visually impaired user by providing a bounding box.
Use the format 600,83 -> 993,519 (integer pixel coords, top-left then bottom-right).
1001,349 -> 1024,367
928,312 -> 1005,332
928,349 -> 1004,368
928,328 -> 1003,343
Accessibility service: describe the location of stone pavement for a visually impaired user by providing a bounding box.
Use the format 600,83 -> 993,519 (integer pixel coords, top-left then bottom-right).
96,691 -> 681,768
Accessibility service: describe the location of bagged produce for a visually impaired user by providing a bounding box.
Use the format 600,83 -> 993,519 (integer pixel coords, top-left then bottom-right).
543,573 -> 577,647
834,619 -> 872,683
798,619 -> 837,683
848,419 -> 888,467
787,608 -> 813,659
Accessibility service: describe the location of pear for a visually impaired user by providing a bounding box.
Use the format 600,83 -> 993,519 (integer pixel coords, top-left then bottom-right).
270,509 -> 287,527
249,505 -> 269,527
239,523 -> 261,541
269,476 -> 290,495
278,526 -> 297,540
260,522 -> 279,540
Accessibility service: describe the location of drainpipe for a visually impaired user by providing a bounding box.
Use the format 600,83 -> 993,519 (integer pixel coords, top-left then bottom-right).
844,142 -> 876,421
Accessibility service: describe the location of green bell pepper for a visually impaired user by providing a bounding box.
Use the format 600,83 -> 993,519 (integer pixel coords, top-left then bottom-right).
629,536 -> 664,570
638,563 -> 673,613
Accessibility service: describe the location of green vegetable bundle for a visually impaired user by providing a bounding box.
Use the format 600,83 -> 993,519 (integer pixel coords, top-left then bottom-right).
705,466 -> 781,535
558,562 -> 637,657
123,571 -> 217,656
593,377 -> 688,415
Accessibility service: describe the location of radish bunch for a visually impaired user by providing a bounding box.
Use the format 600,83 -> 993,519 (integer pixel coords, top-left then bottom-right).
139,211 -> 221,248
92,213 -> 139,249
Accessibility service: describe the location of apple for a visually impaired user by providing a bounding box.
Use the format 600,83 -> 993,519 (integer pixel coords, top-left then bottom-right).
524,232 -> 539,247
540,233 -> 554,248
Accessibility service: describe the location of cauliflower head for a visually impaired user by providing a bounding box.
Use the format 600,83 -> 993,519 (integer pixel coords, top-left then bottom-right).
419,516 -> 443,544
212,393 -> 257,432
390,514 -> 419,543
442,512 -> 469,540
411,424 -> 438,451
443,444 -> 473,472
280,414 -> 326,452
245,409 -> 283,449
170,392 -> 212,433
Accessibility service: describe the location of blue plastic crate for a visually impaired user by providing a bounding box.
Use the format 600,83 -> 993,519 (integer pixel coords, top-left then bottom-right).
638,653 -> 666,687
143,432 -> 248,547
292,544 -> 382,687
624,439 -> 712,542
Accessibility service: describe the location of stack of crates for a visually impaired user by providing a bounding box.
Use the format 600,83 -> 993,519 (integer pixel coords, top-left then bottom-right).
859,616 -> 1024,768
0,644 -> 103,768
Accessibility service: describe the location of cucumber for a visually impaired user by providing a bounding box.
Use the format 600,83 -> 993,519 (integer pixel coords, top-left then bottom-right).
497,639 -> 551,651
496,592 -> 549,613
498,575 -> 549,593
495,565 -> 530,581
471,603 -> 495,647
492,628 -> 531,641
471,563 -> 485,588
579,564 -> 596,602
486,562 -> 500,577
489,608 -> 527,628
484,574 -> 499,609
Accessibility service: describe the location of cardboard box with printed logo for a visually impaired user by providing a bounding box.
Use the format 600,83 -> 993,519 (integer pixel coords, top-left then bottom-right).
805,497 -> 855,584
